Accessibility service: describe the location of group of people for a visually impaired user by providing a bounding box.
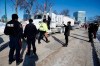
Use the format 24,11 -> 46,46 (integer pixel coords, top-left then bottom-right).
4,14 -> 72,65
5,13 -> 99,65
88,22 -> 99,42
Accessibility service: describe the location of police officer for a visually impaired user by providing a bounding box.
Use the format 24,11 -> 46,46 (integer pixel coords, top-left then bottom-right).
38,19 -> 49,44
4,14 -> 23,65
63,21 -> 72,47
24,19 -> 37,55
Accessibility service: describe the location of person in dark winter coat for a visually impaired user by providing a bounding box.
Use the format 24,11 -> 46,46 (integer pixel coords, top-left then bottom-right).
93,22 -> 99,38
4,14 -> 23,65
63,21 -> 72,47
47,15 -> 51,30
24,19 -> 37,55
88,23 -> 94,42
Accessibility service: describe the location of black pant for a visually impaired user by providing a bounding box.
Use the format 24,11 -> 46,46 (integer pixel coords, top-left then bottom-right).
9,36 -> 21,63
27,37 -> 36,54
65,35 -> 68,44
47,23 -> 50,30
38,31 -> 48,43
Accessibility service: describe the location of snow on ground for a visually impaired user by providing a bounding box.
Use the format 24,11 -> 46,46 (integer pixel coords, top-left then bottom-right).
0,21 -> 28,34
97,27 -> 100,34
0,22 -> 6,34
97,27 -> 100,41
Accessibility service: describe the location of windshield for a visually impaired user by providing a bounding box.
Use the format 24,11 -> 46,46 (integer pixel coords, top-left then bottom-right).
34,15 -> 42,19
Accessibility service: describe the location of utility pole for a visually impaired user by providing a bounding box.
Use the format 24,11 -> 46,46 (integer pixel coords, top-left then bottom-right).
44,0 -> 47,15
5,0 -> 7,22
15,0 -> 18,14
45,0 -> 47,11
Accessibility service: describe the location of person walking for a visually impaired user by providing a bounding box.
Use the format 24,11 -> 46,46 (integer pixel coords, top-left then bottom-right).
24,19 -> 37,55
88,23 -> 94,42
63,21 -> 72,47
93,22 -> 99,38
38,19 -> 50,44
4,14 -> 23,65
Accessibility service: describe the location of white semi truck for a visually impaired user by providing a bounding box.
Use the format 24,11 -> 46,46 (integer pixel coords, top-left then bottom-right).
47,13 -> 74,33
22,12 -> 75,34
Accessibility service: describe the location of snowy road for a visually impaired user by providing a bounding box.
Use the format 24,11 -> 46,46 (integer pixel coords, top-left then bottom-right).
1,29 -> 99,66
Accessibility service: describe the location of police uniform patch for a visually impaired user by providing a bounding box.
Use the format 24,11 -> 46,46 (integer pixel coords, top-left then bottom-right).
7,24 -> 14,27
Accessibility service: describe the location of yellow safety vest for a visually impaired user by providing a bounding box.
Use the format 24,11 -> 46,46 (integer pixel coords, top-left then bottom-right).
39,22 -> 48,32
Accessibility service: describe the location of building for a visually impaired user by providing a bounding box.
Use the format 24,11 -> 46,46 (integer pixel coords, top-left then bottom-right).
73,11 -> 86,23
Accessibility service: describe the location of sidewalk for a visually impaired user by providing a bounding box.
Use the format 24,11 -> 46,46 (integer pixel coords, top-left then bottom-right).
0,28 -> 100,66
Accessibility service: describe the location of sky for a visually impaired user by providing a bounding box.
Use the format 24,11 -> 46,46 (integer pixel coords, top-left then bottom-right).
0,0 -> 100,20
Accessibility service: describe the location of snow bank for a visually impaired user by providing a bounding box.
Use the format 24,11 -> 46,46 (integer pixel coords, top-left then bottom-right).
97,27 -> 100,35
0,22 -> 6,34
97,27 -> 100,41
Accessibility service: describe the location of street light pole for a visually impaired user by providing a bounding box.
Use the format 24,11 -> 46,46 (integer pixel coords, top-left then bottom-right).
5,0 -> 7,22
15,0 -> 18,14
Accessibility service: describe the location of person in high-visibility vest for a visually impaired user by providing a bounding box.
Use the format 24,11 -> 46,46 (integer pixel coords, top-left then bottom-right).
38,19 -> 50,44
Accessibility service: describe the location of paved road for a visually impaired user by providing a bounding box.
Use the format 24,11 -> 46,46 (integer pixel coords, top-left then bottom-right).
0,29 -> 99,66
37,29 -> 94,66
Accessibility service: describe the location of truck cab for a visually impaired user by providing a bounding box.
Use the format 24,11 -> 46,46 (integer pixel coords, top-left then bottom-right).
33,13 -> 52,34
33,14 -> 43,29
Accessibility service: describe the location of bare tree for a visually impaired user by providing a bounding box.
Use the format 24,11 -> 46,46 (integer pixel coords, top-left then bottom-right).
10,0 -> 54,15
60,9 -> 70,16
32,0 -> 54,15
10,0 -> 35,15
94,16 -> 100,24
95,16 -> 100,20
34,1 -> 44,14
88,15 -> 100,24
10,0 -> 25,14
53,10 -> 58,14
44,0 -> 54,12
19,0 -> 36,15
